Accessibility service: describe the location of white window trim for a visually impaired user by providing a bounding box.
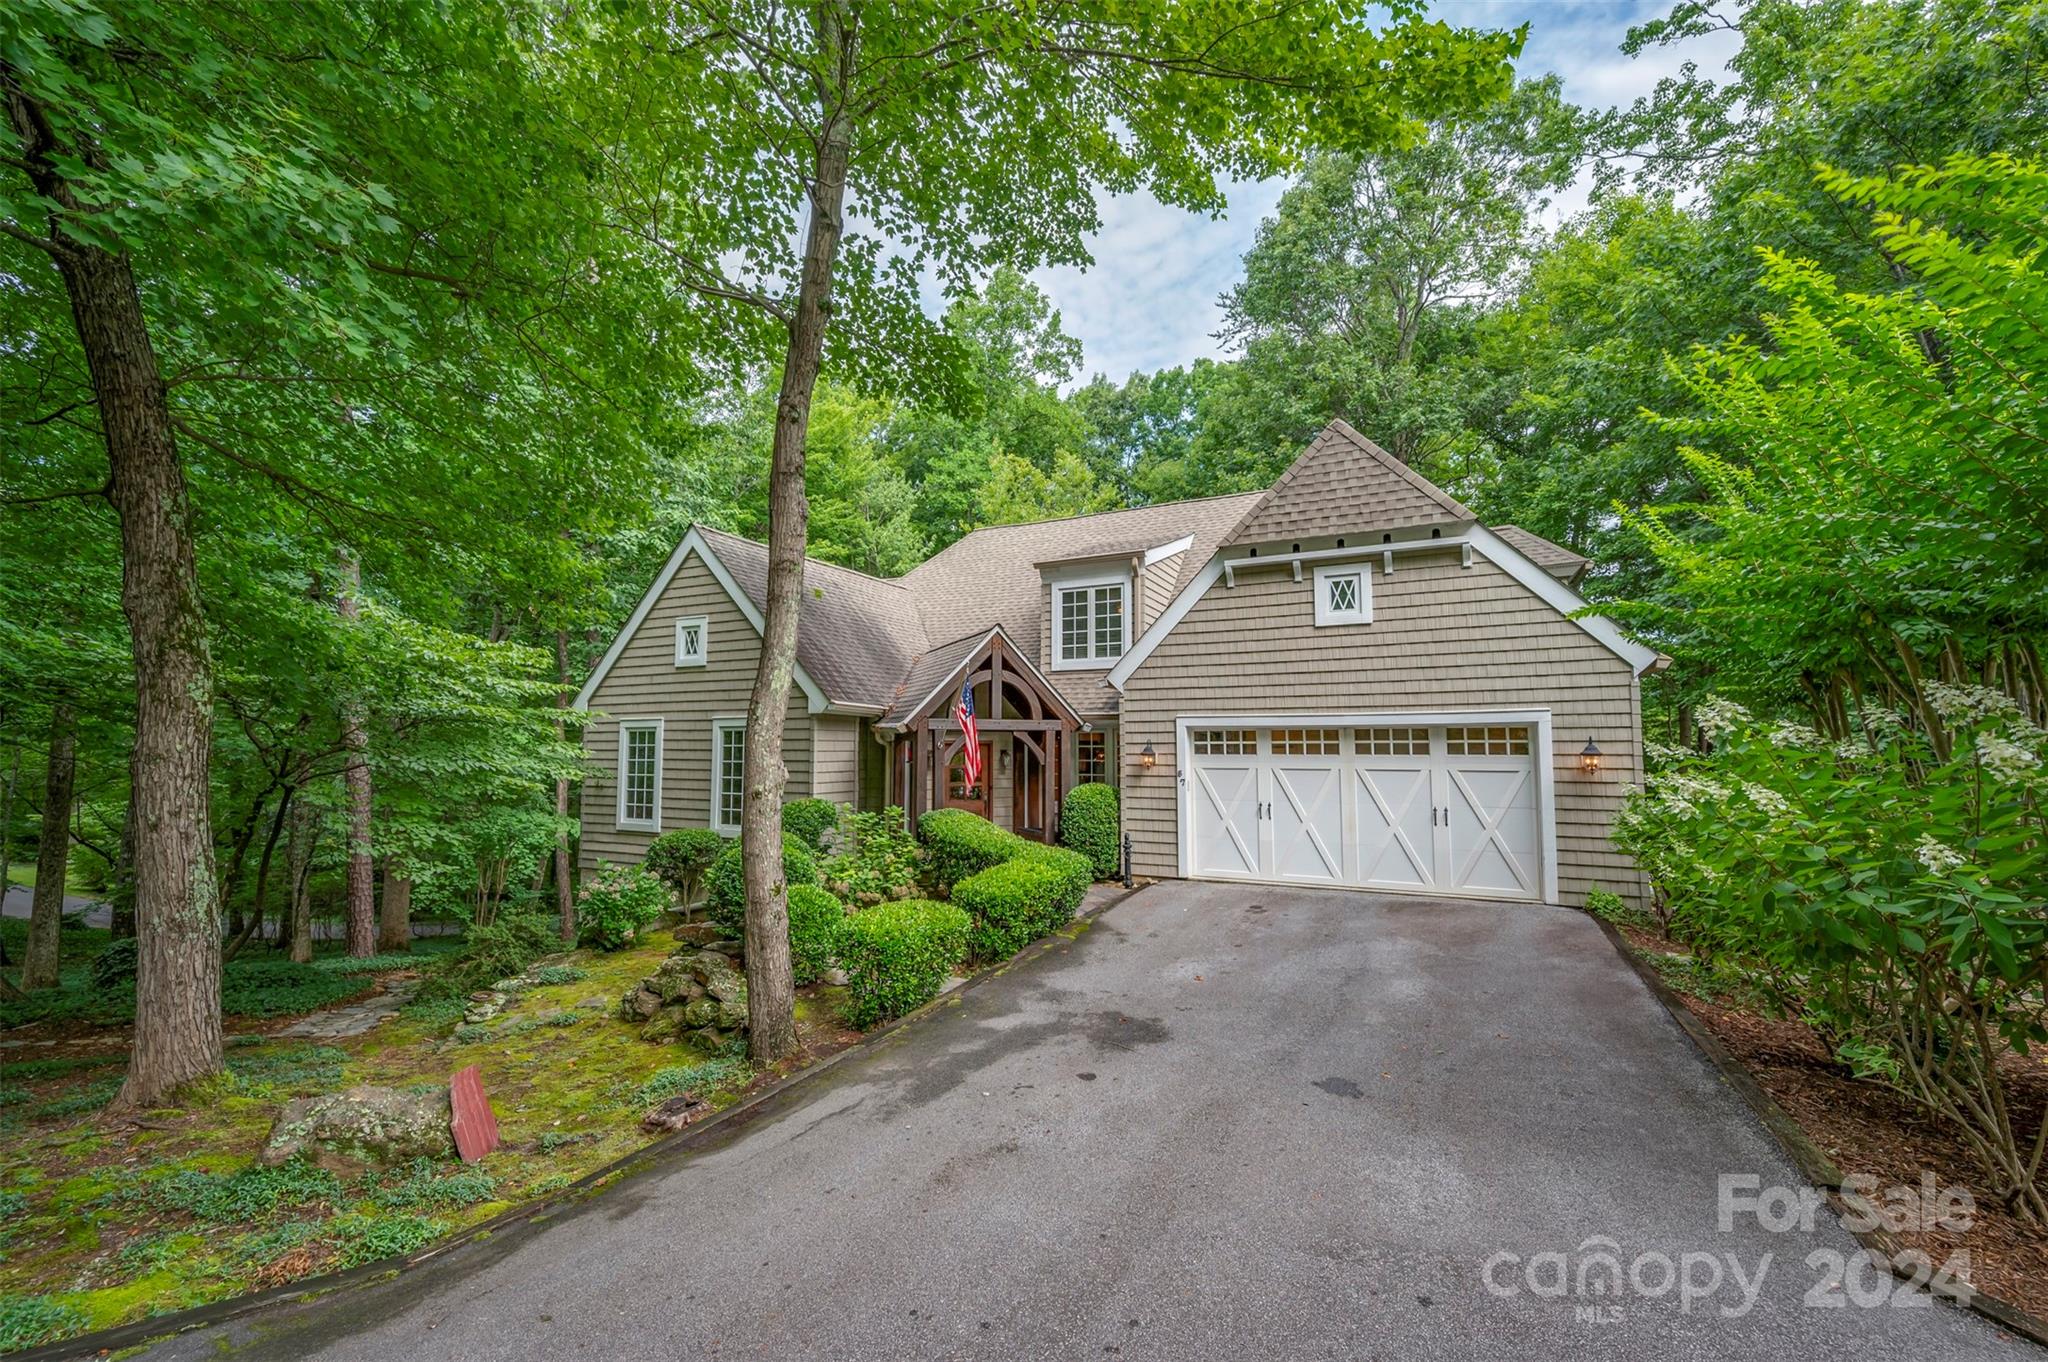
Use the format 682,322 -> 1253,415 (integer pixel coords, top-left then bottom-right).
674,615 -> 708,668
1052,572 -> 1130,671
710,717 -> 746,836
1312,562 -> 1373,627
615,719 -> 664,833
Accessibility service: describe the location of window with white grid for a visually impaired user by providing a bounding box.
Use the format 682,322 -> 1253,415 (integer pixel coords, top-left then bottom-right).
1356,726 -> 1430,757
1313,563 -> 1372,626
1444,725 -> 1531,756
1191,729 -> 1256,756
1056,581 -> 1125,665
1272,728 -> 1341,756
617,721 -> 661,831
712,720 -> 745,835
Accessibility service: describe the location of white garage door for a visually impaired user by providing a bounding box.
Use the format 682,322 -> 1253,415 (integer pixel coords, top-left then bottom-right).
1183,720 -> 1547,901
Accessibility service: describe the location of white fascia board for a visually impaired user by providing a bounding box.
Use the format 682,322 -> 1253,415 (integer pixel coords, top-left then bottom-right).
1141,533 -> 1196,566
574,527 -> 830,714
1107,554 -> 1223,691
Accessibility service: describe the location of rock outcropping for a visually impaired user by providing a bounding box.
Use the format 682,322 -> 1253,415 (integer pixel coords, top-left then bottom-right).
260,1084 -> 454,1174
618,946 -> 748,1048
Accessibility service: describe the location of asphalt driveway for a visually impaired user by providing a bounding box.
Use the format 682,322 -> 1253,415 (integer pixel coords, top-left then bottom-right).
132,883 -> 2031,1361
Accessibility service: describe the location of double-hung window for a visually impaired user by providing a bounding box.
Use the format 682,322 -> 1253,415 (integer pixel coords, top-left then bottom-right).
1076,731 -> 1109,785
711,719 -> 746,835
616,720 -> 663,832
1056,579 -> 1126,667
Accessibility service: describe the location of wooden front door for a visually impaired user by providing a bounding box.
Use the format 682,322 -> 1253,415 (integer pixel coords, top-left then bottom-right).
943,741 -> 993,819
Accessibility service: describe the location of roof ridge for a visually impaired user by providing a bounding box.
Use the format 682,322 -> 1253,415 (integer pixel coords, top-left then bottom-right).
936,487 -> 1265,541
694,523 -> 913,590
1324,418 -> 1474,521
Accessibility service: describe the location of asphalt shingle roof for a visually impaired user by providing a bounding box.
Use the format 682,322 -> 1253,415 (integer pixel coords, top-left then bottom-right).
1490,525 -> 1589,582
1221,419 -> 1473,548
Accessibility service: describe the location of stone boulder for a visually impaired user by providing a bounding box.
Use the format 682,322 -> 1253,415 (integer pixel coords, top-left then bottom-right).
621,947 -> 749,1045
260,1084 -> 454,1174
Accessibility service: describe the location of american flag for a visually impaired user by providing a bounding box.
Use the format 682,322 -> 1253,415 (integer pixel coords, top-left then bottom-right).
955,683 -> 981,789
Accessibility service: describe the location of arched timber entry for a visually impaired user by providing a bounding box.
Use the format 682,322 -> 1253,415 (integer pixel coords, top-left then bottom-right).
895,630 -> 1082,843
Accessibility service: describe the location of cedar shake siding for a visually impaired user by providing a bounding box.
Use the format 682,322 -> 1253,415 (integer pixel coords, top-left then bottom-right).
1116,548 -> 1648,907
580,553 -> 813,870
810,715 -> 861,806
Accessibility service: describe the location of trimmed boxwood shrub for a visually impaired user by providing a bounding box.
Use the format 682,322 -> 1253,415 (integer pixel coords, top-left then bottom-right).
705,834 -> 819,939
837,899 -> 970,1028
952,846 -> 1093,960
785,884 -> 848,985
780,798 -> 840,854
917,808 -> 1028,891
1059,783 -> 1120,880
643,828 -> 725,905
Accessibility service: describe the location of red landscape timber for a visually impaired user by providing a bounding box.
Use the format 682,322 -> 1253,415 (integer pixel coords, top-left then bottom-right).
449,1064 -> 500,1163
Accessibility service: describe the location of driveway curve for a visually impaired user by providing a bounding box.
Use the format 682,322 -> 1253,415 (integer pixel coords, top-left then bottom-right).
134,883 -> 2032,1361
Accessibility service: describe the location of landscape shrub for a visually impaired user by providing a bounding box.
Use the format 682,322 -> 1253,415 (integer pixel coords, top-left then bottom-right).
89,937 -> 138,989
1059,783 -> 1120,879
917,808 -> 1027,891
575,862 -> 670,950
705,833 -> 818,939
780,798 -> 841,854
413,910 -> 559,1004
836,899 -> 970,1028
819,806 -> 922,905
1616,694 -> 2048,1221
0,1295 -> 84,1355
643,827 -> 724,906
785,884 -> 847,985
951,846 -> 1092,961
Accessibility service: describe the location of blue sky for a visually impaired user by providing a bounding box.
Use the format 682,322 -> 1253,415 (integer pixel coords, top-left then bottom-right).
1032,0 -> 1744,386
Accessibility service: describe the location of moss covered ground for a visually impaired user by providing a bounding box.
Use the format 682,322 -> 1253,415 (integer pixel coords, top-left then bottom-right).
0,930 -> 860,1355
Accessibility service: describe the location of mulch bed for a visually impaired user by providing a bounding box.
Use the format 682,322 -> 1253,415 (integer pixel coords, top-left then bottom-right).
1676,990 -> 2048,1324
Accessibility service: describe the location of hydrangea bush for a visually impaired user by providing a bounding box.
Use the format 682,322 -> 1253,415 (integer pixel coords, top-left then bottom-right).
1616,690 -> 2048,1221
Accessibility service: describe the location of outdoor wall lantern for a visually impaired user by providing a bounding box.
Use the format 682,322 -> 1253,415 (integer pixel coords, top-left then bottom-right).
1579,738 -> 1603,776
1139,743 -> 1157,769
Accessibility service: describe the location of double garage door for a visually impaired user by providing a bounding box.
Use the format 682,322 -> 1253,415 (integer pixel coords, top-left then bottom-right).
1183,719 -> 1548,901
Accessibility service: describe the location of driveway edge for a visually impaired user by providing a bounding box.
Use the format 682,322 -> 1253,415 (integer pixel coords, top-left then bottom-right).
1591,912 -> 2048,1351
25,883 -> 1150,1362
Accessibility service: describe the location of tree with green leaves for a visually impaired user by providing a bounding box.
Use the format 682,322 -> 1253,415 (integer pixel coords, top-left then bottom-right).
2,0 -> 693,1105
600,0 -> 1522,1061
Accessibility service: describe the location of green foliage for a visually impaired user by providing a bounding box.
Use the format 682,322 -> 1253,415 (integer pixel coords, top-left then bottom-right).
779,799 -> 841,855
0,1294 -> 84,1354
1616,695 -> 2048,1218
818,807 -> 923,906
529,964 -> 586,987
88,937 -> 138,989
784,885 -> 847,986
367,1158 -> 497,1211
131,1159 -> 344,1224
951,848 -> 1093,962
1059,784 -> 1121,880
225,1045 -> 349,1098
643,828 -> 724,904
329,1213 -> 446,1268
575,862 -> 670,951
618,1056 -> 748,1109
0,955 -> 362,1029
837,900 -> 971,1029
704,834 -> 818,939
916,809 -> 1028,892
414,911 -> 559,1005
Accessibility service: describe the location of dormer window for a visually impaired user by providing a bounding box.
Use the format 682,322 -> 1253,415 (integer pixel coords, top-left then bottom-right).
1056,580 -> 1125,667
1313,563 -> 1372,627
675,615 -> 708,667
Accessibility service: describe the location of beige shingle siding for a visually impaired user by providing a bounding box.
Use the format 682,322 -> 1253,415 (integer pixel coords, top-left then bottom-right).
1141,551 -> 1183,630
1116,548 -> 1647,907
811,715 -> 860,806
579,554 -> 813,870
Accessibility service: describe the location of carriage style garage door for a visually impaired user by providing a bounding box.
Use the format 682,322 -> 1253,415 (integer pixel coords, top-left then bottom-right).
1180,716 -> 1553,902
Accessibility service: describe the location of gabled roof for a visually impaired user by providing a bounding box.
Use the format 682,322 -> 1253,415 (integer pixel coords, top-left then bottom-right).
878,624 -> 1082,729
1490,525 -> 1589,585
899,492 -> 1264,651
1222,419 -> 1473,549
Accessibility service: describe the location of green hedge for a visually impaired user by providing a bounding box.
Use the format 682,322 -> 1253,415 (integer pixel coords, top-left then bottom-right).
781,798 -> 841,854
1059,783 -> 1120,879
837,899 -> 969,1028
705,833 -> 819,939
951,845 -> 1093,960
785,884 -> 847,985
917,808 -> 1029,891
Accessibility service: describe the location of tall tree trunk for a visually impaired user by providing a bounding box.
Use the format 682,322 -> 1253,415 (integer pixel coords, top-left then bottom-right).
334,549 -> 376,957
378,860 -> 412,953
22,702 -> 77,990
225,786 -> 293,964
0,744 -> 18,921
554,627 -> 575,943
286,798 -> 317,965
7,75 -> 226,1108
742,10 -> 854,1065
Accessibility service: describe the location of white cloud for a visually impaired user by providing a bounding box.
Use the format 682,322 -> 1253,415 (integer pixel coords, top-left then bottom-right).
1036,0 -> 1744,386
